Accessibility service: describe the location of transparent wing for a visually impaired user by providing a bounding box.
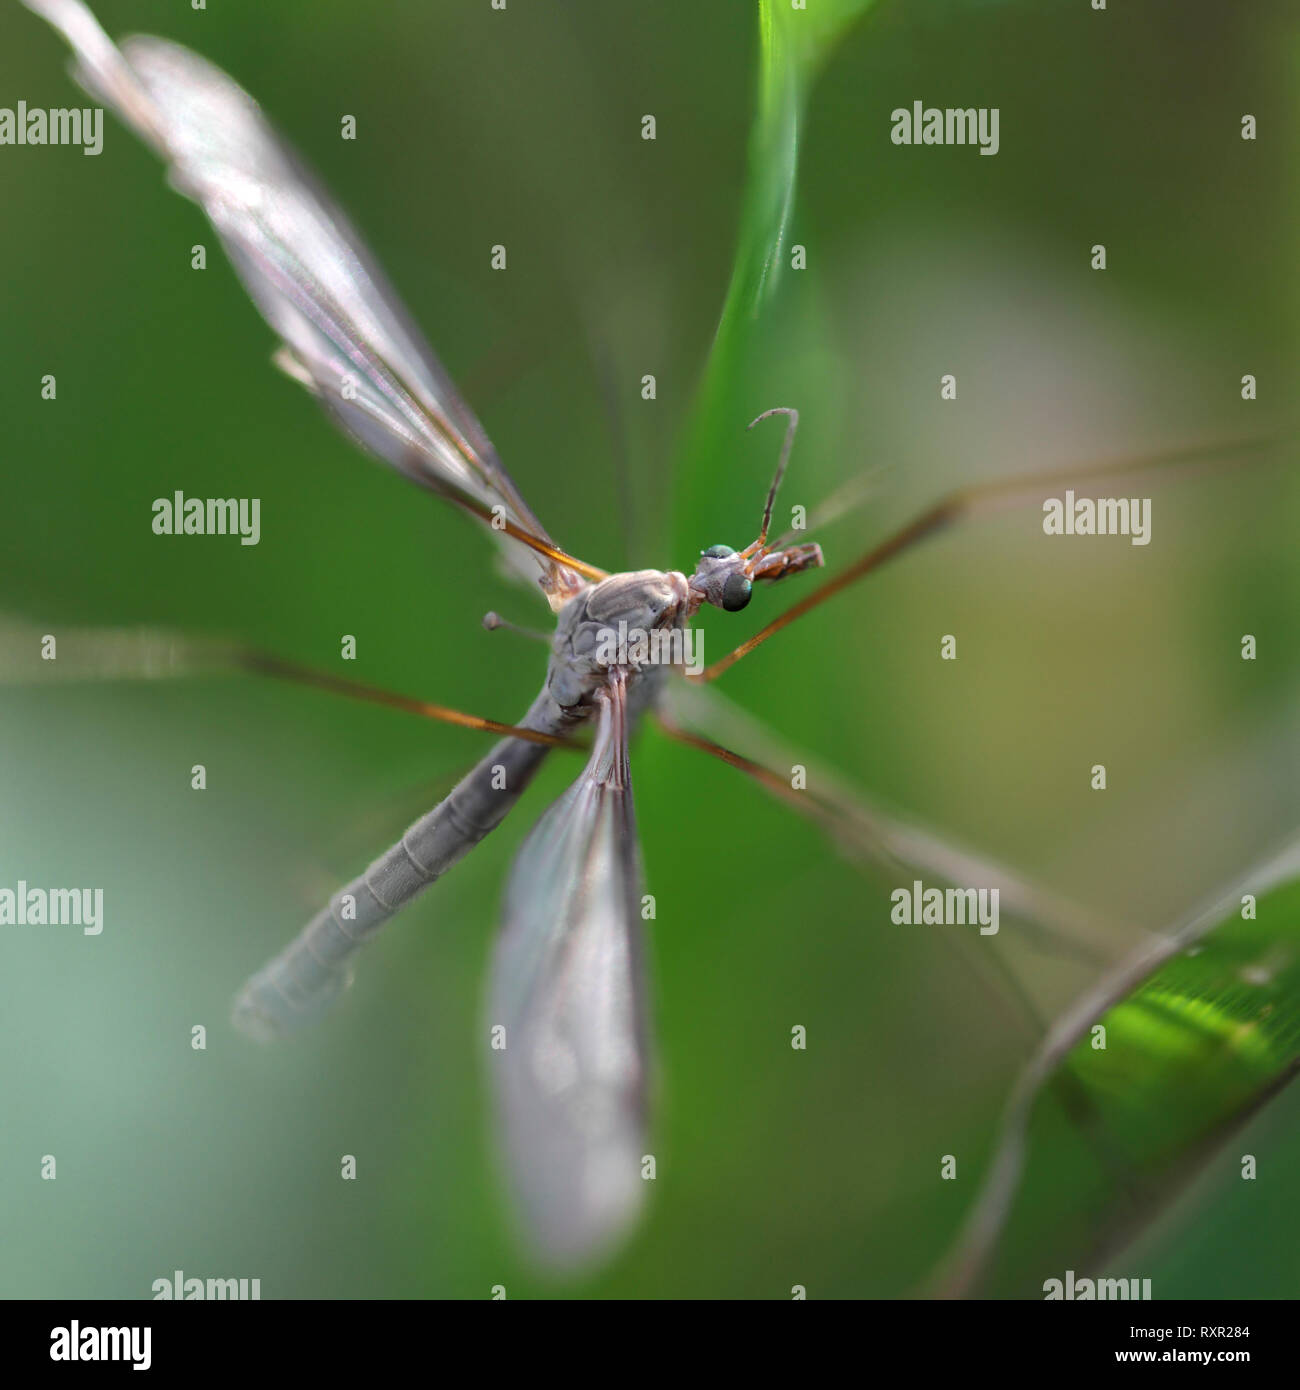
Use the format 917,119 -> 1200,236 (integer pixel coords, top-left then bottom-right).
488,673 -> 650,1267
24,0 -> 595,607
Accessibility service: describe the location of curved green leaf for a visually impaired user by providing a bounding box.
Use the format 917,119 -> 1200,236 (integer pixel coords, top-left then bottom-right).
936,840 -> 1300,1297
676,0 -> 876,529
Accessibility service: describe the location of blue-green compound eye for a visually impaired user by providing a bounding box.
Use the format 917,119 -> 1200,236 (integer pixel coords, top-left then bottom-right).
702,544 -> 736,559
721,573 -> 752,612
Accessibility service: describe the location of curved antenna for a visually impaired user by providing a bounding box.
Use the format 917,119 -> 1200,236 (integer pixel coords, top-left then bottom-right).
745,406 -> 799,552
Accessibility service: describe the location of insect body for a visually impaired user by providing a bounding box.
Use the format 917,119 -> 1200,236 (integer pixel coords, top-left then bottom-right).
232,530 -> 820,1262
25,0 -> 1264,1278
26,0 -> 816,1267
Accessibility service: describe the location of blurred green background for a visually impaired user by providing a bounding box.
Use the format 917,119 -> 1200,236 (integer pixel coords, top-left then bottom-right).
2,0 -> 1298,1297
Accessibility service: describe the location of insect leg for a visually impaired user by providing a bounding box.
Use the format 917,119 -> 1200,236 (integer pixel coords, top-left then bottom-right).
695,434 -> 1283,683
659,679 -> 1126,965
0,618 -> 568,748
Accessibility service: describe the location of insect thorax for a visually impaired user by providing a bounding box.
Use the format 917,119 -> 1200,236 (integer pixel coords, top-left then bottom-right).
545,570 -> 691,711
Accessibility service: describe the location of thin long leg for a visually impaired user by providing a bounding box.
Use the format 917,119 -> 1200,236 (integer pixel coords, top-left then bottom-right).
660,695 -> 1300,1297
660,679 -> 1125,964
243,652 -> 568,748
697,434 -> 1282,682
0,618 -> 571,749
654,710 -> 1060,1044
654,697 -> 1205,1240
928,830 -> 1300,1297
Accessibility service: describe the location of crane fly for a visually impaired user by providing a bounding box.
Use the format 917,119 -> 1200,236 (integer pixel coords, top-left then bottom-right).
20,0 -> 1280,1272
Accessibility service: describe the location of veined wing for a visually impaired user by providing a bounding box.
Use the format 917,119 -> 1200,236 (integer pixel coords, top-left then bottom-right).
489,672 -> 650,1267
24,0 -> 599,608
